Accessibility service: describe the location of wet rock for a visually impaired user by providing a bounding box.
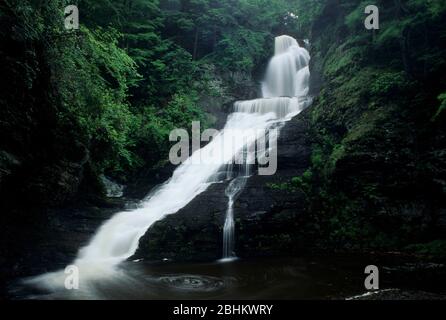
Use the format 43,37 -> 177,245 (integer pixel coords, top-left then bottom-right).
348,289 -> 446,300
0,150 -> 21,182
133,109 -> 313,262
100,175 -> 124,198
133,182 -> 228,262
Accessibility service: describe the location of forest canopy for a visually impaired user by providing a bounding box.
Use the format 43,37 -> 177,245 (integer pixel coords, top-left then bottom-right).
0,0 -> 303,186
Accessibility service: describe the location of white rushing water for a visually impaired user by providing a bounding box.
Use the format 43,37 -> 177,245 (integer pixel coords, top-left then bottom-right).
26,35 -> 311,290
221,35 -> 311,259
262,36 -> 310,98
222,175 -> 249,260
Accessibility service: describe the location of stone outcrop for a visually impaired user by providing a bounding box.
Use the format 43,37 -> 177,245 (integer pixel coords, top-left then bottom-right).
133,108 -> 312,262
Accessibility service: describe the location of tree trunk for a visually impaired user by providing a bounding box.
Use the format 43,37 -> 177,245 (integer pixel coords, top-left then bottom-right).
193,28 -> 199,60
394,0 -> 411,75
212,26 -> 217,52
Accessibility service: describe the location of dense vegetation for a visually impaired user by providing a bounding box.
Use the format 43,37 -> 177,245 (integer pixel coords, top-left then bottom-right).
1,0 -> 445,258
0,0 -> 299,206
286,0 -> 446,253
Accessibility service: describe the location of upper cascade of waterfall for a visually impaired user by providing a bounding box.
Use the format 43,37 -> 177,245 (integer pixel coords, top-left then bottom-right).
261,35 -> 310,99
235,97 -> 300,119
274,35 -> 299,55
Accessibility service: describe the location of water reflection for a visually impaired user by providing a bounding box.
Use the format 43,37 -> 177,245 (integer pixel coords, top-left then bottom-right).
15,255 -> 446,300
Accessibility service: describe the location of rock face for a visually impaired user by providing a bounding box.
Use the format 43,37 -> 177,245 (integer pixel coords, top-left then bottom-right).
133,108 -> 312,262
296,0 -> 446,251
200,67 -> 260,130
125,67 -> 258,201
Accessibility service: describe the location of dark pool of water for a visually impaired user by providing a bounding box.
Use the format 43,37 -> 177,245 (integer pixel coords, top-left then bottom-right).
9,254 -> 446,300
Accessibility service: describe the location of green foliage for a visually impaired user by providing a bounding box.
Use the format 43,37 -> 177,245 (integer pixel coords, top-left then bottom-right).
301,0 -> 446,252
433,93 -> 446,120
369,71 -> 412,96
344,1 -> 372,32
3,0 -> 445,255
267,169 -> 313,196
405,240 -> 446,260
324,45 -> 364,78
216,28 -> 267,72
50,25 -> 141,174
2,0 -> 310,193
131,91 -> 208,168
73,0 -> 302,176
327,205 -> 363,248
162,0 -> 302,73
293,0 -> 325,32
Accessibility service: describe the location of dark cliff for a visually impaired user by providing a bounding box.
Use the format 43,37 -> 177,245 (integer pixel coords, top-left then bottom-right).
134,0 -> 446,262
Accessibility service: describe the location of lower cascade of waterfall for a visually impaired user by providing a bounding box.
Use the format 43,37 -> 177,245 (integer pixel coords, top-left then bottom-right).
25,35 -> 311,290
222,173 -> 249,260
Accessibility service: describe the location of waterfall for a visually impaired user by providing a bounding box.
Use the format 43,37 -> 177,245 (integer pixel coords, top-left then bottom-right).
222,177 -> 247,259
222,159 -> 249,260
26,35 -> 311,289
220,35 -> 311,260
262,35 -> 310,98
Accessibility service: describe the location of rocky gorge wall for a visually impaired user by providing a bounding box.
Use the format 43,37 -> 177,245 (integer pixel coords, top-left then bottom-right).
303,0 -> 446,254
133,0 -> 446,262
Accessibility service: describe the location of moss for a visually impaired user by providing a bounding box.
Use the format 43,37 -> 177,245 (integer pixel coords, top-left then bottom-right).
369,71 -> 412,97
324,44 -> 364,78
301,0 -> 446,252
327,144 -> 345,173
267,169 -> 313,195
343,107 -> 388,143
